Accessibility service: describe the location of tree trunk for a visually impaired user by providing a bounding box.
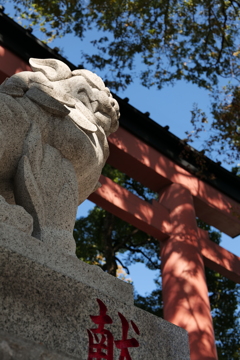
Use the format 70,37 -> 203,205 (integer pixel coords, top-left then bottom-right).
103,212 -> 117,276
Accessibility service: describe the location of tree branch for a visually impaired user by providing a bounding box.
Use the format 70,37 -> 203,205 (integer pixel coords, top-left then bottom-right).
115,256 -> 130,274
113,228 -> 140,252
124,244 -> 159,270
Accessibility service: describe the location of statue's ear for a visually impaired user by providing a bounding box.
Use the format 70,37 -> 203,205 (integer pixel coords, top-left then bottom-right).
29,58 -> 72,81
26,87 -> 70,117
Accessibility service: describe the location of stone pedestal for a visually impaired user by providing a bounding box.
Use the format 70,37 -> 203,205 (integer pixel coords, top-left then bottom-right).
0,223 -> 190,360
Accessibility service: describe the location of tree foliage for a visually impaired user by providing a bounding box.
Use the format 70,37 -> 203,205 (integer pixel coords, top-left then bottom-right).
4,0 -> 240,91
186,84 -> 240,163
134,278 -> 163,319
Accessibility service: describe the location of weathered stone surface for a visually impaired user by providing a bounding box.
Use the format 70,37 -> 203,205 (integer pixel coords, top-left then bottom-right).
0,333 -> 79,360
0,224 -> 190,360
0,223 -> 133,305
0,195 -> 33,234
0,59 -> 119,255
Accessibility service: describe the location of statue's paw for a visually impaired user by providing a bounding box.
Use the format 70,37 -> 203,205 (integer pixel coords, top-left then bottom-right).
0,196 -> 33,235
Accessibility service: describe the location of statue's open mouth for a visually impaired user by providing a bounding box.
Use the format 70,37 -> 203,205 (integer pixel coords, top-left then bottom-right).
64,99 -> 112,135
66,89 -> 119,135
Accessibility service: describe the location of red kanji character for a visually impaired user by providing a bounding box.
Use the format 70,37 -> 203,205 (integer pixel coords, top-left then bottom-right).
115,312 -> 140,360
87,299 -> 114,360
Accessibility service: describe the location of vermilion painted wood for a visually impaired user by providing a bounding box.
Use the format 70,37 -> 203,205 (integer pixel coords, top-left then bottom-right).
88,175 -> 171,241
199,228 -> 240,283
0,46 -> 31,82
107,127 -> 240,238
159,184 -> 218,360
89,175 -> 240,284
89,175 -> 240,285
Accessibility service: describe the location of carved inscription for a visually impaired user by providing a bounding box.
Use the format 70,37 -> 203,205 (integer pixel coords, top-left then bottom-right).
87,299 -> 140,360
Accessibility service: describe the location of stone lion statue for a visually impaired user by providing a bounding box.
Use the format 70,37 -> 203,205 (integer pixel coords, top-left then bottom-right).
0,58 -> 119,255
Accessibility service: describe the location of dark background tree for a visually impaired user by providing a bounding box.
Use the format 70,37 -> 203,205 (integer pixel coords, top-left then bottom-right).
74,164 -> 160,276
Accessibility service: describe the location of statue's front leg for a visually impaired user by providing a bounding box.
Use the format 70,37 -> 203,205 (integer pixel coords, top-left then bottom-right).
35,145 -> 79,256
14,122 -> 78,256
0,125 -> 33,235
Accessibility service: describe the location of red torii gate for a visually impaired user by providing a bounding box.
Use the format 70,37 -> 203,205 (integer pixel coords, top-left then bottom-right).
1,39 -> 240,360
89,127 -> 240,360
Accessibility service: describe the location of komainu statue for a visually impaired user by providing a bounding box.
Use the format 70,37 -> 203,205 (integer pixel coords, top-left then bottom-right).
0,58 -> 119,255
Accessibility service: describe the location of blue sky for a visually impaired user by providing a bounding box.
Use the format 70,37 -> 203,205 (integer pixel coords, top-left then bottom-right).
4,3 -> 240,296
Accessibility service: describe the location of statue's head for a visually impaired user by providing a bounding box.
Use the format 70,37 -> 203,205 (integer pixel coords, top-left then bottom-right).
28,58 -> 120,137
0,58 -> 120,205
0,57 -> 119,138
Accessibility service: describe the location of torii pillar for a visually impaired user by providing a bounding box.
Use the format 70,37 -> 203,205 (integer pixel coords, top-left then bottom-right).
159,183 -> 218,360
